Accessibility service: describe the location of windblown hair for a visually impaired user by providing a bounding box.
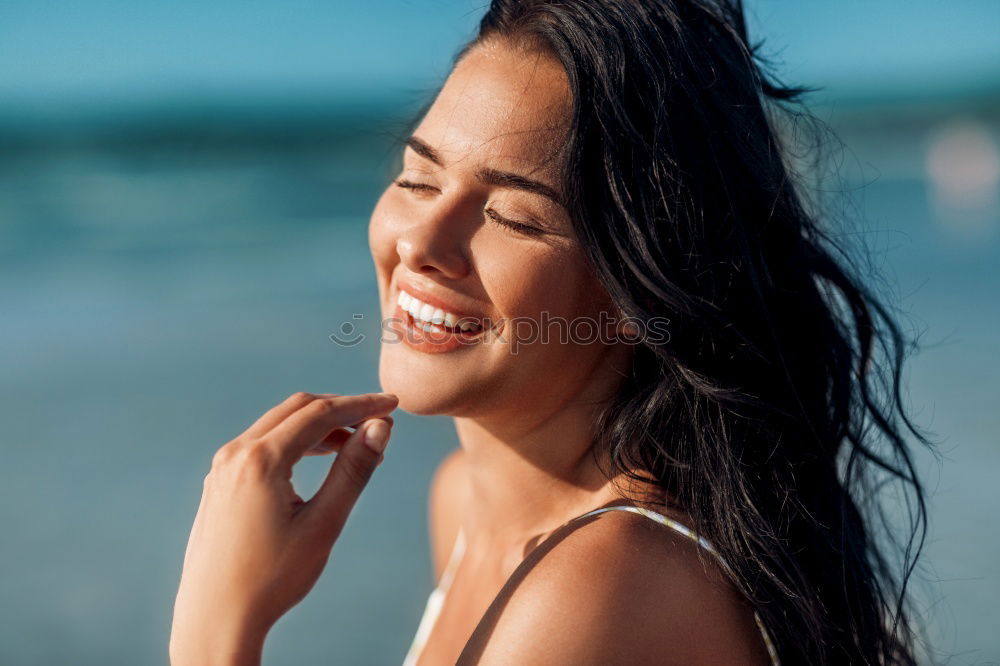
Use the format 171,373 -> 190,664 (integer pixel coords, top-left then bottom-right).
398,0 -> 938,663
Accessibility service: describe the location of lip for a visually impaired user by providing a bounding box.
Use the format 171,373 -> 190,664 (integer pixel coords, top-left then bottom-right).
387,303 -> 484,353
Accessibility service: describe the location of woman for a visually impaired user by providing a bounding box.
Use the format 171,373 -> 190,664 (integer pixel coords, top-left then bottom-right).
170,1 -> 935,664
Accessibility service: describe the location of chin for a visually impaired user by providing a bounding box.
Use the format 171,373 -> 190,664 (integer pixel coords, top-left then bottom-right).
378,343 -> 472,416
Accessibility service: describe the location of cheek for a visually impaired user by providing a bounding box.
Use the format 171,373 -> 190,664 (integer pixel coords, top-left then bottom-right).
367,194 -> 388,255
476,238 -> 603,340
478,237 -> 599,323
368,193 -> 399,281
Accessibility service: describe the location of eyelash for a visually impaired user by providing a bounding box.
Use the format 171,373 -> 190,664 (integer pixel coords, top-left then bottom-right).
393,178 -> 545,237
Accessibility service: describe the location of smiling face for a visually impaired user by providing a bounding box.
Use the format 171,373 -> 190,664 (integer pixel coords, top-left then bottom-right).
369,39 -> 627,419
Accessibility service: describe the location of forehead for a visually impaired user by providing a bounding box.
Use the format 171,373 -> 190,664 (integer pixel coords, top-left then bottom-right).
413,41 -> 571,175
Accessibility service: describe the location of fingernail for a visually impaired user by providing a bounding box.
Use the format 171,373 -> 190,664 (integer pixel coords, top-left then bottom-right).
364,420 -> 390,455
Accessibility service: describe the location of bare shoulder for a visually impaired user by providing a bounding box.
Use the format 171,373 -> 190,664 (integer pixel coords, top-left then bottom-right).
428,447 -> 469,582
460,508 -> 773,666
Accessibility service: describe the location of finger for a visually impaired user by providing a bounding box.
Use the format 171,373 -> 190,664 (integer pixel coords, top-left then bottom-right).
304,415 -> 394,456
303,419 -> 391,537
342,414 -> 394,431
241,392 -> 336,440
302,428 -> 352,456
265,393 -> 398,466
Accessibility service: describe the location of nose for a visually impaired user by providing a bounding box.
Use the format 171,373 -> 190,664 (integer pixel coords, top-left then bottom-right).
395,197 -> 474,279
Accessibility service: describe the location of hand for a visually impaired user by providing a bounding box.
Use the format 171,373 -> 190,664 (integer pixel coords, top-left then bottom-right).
169,391 -> 399,666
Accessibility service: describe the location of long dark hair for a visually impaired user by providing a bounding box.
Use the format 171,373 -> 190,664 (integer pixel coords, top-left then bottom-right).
394,0 -> 938,663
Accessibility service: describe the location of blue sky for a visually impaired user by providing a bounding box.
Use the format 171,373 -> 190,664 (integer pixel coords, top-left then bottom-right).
0,0 -> 997,107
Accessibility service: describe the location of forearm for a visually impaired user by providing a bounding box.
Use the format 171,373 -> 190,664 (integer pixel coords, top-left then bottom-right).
169,618 -> 267,666
170,643 -> 263,666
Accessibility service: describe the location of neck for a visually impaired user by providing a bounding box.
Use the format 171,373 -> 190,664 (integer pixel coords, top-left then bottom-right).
452,347 -> 665,553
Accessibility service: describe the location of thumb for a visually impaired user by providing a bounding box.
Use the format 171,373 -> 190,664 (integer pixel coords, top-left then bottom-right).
304,419 -> 391,537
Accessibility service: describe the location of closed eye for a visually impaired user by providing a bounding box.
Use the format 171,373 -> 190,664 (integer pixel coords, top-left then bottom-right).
393,178 -> 437,194
483,208 -> 545,236
393,178 -> 546,237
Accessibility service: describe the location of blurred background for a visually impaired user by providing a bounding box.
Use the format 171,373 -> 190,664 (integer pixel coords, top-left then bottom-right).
1,1 -> 997,664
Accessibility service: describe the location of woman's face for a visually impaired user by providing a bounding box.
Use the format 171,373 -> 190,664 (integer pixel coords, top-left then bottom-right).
369,41 -> 623,418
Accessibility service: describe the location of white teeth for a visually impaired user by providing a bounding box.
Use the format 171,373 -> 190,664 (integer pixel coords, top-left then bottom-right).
397,289 -> 481,333
419,303 -> 435,322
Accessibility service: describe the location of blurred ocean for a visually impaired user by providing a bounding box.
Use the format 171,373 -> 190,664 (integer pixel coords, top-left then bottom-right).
1,91 -> 998,665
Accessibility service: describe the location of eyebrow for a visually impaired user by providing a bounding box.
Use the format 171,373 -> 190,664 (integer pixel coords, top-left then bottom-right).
405,135 -> 566,208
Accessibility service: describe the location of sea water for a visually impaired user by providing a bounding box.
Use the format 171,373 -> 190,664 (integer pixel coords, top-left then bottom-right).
0,99 -> 997,664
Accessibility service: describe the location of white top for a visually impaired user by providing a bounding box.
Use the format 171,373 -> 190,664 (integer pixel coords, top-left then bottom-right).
401,527 -> 466,666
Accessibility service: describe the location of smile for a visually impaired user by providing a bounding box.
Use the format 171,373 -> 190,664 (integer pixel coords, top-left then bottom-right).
396,289 -> 484,335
